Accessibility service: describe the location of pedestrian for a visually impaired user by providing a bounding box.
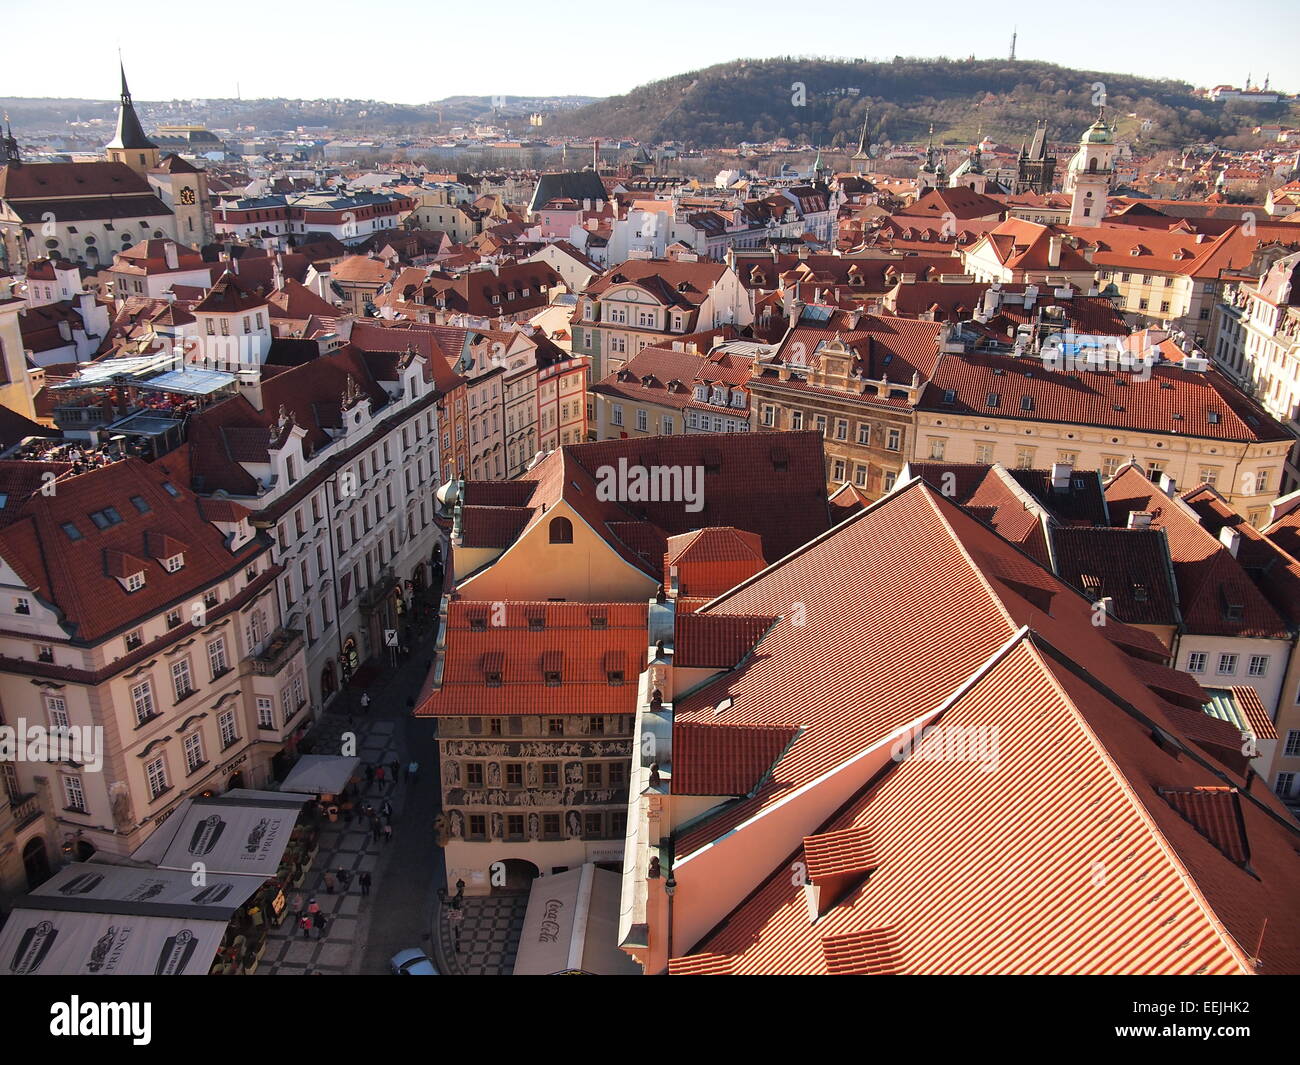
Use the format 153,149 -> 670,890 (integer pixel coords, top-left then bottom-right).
383,821 -> 393,845
323,870 -> 337,894
359,871 -> 371,897
371,817 -> 382,842
390,759 -> 401,782
381,799 -> 393,820
360,692 -> 371,713
299,914 -> 313,939
307,897 -> 320,917
408,760 -> 419,779
313,911 -> 328,938
365,764 -> 375,788
291,892 -> 304,915
337,868 -> 352,890
375,765 -> 386,789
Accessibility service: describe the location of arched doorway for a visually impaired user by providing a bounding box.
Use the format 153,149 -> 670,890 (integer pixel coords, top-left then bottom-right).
74,840 -> 96,862
491,858 -> 540,895
23,837 -> 51,890
227,772 -> 245,792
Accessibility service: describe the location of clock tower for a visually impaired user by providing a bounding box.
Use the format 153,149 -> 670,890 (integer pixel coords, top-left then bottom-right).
105,60 -> 160,174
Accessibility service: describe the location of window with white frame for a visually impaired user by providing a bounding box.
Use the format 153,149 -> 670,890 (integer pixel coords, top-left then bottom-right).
62,774 -> 86,812
1284,730 -> 1300,758
1217,653 -> 1238,675
636,409 -> 648,432
1275,772 -> 1295,798
291,673 -> 305,712
163,554 -> 185,572
125,572 -> 145,592
1248,655 -> 1269,677
170,658 -> 194,702
791,411 -> 804,430
218,710 -> 238,749
256,697 -> 275,729
611,404 -> 623,427
45,694 -> 69,731
131,679 -> 156,725
760,405 -> 775,427
1186,652 -> 1207,673
208,637 -> 228,679
886,428 -> 901,451
145,756 -> 169,799
857,424 -> 870,446
183,731 -> 204,773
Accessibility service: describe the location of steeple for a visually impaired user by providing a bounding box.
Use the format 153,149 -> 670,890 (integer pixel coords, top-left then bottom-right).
2,115 -> 20,166
105,57 -> 160,172
854,109 -> 871,157
925,125 -> 936,169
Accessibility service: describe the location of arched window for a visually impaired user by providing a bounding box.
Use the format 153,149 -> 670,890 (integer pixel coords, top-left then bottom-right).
548,516 -> 573,544
1087,158 -> 1098,173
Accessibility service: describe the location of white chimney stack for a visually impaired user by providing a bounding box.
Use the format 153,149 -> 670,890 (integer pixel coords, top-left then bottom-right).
1219,525 -> 1241,557
164,241 -> 179,271
1128,511 -> 1153,530
1047,235 -> 1062,269
1051,462 -> 1072,490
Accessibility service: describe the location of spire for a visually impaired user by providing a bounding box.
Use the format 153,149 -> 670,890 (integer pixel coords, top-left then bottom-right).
2,114 -> 19,165
106,57 -> 158,152
854,108 -> 871,158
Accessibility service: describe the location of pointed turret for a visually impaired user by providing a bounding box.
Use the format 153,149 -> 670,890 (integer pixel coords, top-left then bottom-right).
105,58 -> 160,172
2,116 -> 20,166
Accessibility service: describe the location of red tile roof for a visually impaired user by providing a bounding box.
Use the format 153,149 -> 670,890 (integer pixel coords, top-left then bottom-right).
673,722 -> 799,795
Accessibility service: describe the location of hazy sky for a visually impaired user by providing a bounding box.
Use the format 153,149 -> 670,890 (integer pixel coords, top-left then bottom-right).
3,0 -> 1296,103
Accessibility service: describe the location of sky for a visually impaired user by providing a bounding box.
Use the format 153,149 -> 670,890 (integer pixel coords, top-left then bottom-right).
2,0 -> 1297,103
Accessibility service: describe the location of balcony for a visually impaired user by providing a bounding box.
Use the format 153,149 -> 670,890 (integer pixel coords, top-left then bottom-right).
358,567 -> 397,614
244,626 -> 303,676
9,792 -> 41,830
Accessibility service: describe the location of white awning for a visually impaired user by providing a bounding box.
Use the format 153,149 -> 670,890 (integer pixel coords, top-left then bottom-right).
279,755 -> 361,797
512,864 -> 642,975
0,908 -> 228,976
130,792 -> 310,877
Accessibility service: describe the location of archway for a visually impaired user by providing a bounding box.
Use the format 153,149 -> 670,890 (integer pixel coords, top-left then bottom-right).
74,840 -> 96,862
491,858 -> 540,895
23,837 -> 51,890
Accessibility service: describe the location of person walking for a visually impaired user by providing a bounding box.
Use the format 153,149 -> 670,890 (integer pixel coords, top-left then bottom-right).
381,799 -> 393,821
370,814 -> 382,843
390,759 -> 401,783
299,914 -> 313,939
364,764 -> 375,788
323,870 -> 337,894
313,910 -> 328,938
307,897 -> 320,916
382,821 -> 393,845
375,765 -> 386,791
359,871 -> 371,897
408,760 -> 419,780
360,692 -> 371,714
336,868 -> 352,891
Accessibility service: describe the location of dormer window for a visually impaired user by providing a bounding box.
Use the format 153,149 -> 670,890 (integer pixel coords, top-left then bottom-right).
589,613 -> 607,629
485,670 -> 503,687
544,670 -> 562,687
607,670 -> 625,686
125,572 -> 145,592
469,615 -> 488,632
163,554 -> 185,573
527,616 -> 545,632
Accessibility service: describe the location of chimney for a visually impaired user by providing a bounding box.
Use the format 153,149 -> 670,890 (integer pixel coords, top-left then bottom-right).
1128,511 -> 1153,529
164,241 -> 179,271
1022,283 -> 1038,308
1219,525 -> 1241,557
1047,235 -> 1062,269
1051,462 -> 1072,490
1158,471 -> 1177,496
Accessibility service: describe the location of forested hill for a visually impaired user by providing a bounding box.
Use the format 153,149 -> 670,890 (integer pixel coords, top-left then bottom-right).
546,57 -> 1292,149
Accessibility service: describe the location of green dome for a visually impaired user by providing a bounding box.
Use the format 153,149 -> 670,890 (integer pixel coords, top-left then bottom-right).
1083,120 -> 1114,144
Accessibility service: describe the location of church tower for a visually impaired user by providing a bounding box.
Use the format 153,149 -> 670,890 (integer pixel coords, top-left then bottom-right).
105,60 -> 160,173
1065,111 -> 1115,228
851,109 -> 872,175
917,126 -> 940,191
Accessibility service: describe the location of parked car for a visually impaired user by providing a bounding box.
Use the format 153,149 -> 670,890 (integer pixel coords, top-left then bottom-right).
390,948 -> 438,975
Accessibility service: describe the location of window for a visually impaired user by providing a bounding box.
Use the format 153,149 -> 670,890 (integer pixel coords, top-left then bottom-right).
884,472 -> 897,492
832,459 -> 846,482
208,637 -> 229,679
791,411 -> 804,430
1217,653 -> 1238,675
662,416 -> 674,435
975,442 -> 994,464
218,710 -> 239,749
15,597 -> 30,615
885,428 -> 901,451
1275,772 -> 1295,799
171,658 -> 194,702
636,409 -> 647,432
761,405 -> 775,428
256,697 -> 274,729
1186,652 -> 1207,673
608,762 -> 626,787
1284,730 -> 1300,758
468,815 -> 487,840
835,419 -> 849,441
541,763 -> 560,786
125,572 -> 145,592
549,517 -> 573,544
611,404 -> 623,427
145,756 -> 169,800
36,643 -> 53,664
130,495 -> 151,514
543,813 -> 562,839
854,465 -> 867,486
125,629 -> 143,652
547,717 -> 564,735
62,775 -> 87,812
60,522 -> 82,541
857,424 -> 870,446
1016,447 -> 1036,469
45,694 -> 68,731
1248,655 -> 1269,678
505,763 -> 524,788
489,718 -> 503,736
1102,455 -> 1122,478
544,670 -> 562,687
587,716 -> 605,735
131,679 -> 156,725
928,438 -> 946,460
586,763 -> 602,787
163,554 -> 184,573
183,731 -> 205,773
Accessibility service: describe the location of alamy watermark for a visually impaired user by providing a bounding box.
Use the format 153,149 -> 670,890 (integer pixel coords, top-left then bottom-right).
594,458 -> 704,513
0,720 -> 103,772
890,724 -> 1000,773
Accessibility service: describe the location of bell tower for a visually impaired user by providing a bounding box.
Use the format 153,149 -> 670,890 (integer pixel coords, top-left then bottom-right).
1065,111 -> 1115,228
105,59 -> 160,174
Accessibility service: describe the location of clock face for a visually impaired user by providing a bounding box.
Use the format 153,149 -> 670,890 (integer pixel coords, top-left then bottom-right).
179,186 -> 195,206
